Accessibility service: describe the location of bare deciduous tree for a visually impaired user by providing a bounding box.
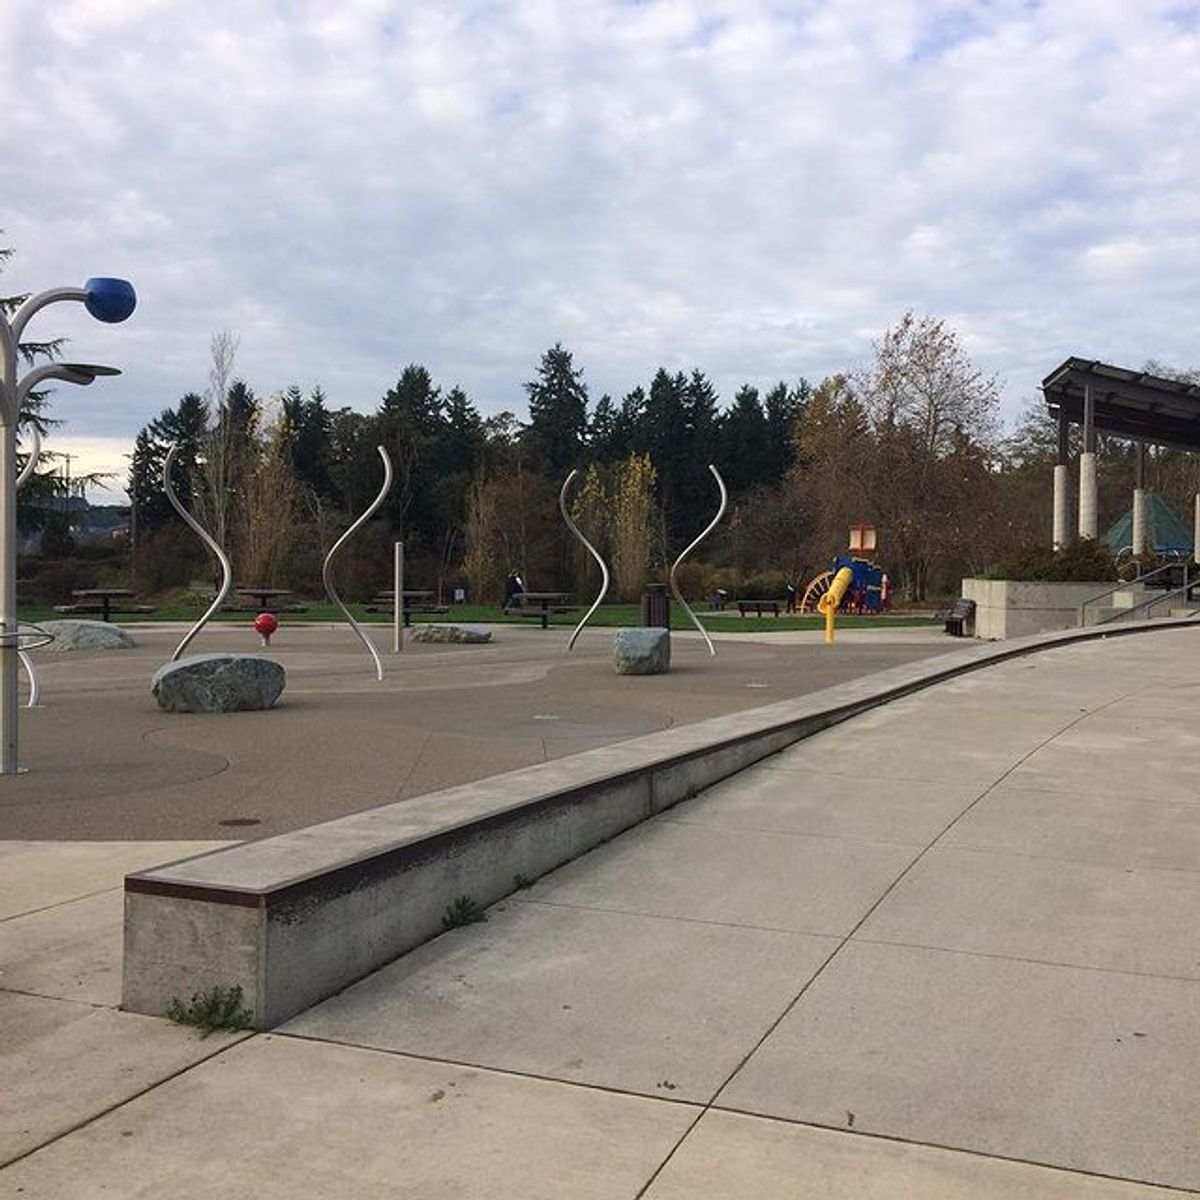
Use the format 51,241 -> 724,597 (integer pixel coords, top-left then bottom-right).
611,453 -> 657,600
196,330 -> 241,555
858,313 -> 1001,600
463,472 -> 499,603
236,420 -> 299,586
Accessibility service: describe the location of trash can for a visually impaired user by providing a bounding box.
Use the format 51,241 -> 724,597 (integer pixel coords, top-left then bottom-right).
641,583 -> 670,628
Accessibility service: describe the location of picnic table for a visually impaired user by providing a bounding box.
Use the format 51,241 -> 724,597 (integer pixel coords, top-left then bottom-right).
368,590 -> 450,627
235,588 -> 292,613
61,588 -> 139,623
508,591 -> 575,630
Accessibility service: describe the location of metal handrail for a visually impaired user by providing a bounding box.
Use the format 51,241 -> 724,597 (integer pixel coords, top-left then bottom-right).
1078,561 -> 1181,626
1093,575 -> 1198,625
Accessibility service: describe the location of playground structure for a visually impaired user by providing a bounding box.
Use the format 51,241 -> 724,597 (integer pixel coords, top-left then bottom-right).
801,555 -> 889,615
800,526 -> 890,617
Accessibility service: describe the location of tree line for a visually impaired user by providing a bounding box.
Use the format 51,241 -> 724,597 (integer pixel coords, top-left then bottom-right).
115,318 -> 1200,605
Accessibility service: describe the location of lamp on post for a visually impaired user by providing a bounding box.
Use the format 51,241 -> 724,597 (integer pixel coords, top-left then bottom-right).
0,276 -> 135,774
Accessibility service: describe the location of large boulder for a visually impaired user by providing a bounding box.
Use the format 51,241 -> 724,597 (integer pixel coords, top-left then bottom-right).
152,654 -> 285,713
40,620 -> 135,653
410,623 -> 493,644
613,627 -> 670,675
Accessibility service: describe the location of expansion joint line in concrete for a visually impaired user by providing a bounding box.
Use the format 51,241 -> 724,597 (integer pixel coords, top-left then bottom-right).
0,1033 -> 253,1173
634,677 -> 1147,1199
849,935 -> 1200,985
0,883 -> 122,924
268,1030 -> 707,1115
698,1102 -> 1200,1197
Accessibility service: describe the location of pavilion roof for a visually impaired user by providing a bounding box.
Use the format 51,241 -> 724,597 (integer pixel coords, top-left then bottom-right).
1042,358 -> 1200,450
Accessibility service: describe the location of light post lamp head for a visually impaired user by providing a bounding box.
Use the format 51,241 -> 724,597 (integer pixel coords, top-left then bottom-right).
56,363 -> 122,387
83,277 -> 136,324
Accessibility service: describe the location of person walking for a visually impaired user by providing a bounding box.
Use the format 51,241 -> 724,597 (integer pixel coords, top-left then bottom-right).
502,569 -> 525,612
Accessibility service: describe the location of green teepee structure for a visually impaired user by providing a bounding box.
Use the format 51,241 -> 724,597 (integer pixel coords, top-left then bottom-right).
1105,494 -> 1193,556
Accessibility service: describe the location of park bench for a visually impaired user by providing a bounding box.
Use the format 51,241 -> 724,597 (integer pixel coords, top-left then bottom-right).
943,597 -> 976,637
737,599 -> 781,617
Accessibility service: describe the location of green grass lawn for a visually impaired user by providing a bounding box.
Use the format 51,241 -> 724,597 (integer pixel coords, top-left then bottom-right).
18,600 -> 938,633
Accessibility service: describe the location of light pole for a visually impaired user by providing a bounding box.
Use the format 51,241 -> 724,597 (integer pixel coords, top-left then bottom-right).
0,276 -> 135,773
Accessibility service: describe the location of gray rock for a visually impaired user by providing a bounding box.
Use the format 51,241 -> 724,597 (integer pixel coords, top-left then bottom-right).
613,627 -> 670,675
410,623 -> 493,644
152,654 -> 285,713
39,620 -> 136,653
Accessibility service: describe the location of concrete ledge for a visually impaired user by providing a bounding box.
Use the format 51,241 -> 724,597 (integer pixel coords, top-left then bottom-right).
123,615 -> 1199,1028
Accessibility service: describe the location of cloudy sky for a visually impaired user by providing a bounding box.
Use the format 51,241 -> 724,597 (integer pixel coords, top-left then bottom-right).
3,0 -> 1198,498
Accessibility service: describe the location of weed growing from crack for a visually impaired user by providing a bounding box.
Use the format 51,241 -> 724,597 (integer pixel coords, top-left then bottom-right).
166,985 -> 253,1036
442,895 -> 487,929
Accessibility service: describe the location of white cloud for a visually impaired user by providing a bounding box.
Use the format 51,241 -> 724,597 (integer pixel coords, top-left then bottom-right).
3,0 -> 1199,472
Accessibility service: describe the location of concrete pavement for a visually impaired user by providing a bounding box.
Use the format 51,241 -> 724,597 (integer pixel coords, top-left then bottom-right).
2,624 -> 1199,1195
4,621 -> 947,840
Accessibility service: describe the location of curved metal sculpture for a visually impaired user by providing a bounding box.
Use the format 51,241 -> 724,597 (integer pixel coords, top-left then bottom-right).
165,444 -> 233,662
668,463 -> 728,658
322,446 -> 393,681
559,468 -> 611,651
16,424 -> 45,704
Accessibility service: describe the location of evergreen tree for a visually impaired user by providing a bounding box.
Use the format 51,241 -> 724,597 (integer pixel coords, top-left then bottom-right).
128,392 -> 209,538
440,386 -> 486,479
587,394 -> 620,461
379,364 -> 442,438
763,380 -> 809,483
523,343 -> 589,478
642,368 -> 690,542
685,370 -> 721,455
719,385 -> 771,494
613,386 -> 647,460
328,407 -> 376,517
376,363 -> 445,542
280,384 -> 335,501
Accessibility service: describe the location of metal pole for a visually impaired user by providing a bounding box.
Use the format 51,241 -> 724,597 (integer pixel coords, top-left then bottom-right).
0,333 -> 16,773
0,279 -> 133,772
393,540 -> 404,653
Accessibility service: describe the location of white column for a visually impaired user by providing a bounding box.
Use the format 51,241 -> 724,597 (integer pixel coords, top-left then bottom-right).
1132,488 -> 1148,556
1052,464 -> 1069,550
1194,494 -> 1200,565
1078,452 -> 1098,540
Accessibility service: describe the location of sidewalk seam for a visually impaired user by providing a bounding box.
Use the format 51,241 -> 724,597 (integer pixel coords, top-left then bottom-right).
633,683 -> 1139,1197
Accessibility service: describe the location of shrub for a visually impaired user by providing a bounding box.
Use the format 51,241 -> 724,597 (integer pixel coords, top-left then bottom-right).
738,569 -> 790,598
988,539 -> 1117,582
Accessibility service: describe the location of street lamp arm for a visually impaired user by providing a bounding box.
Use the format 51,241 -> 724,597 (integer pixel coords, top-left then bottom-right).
5,363 -> 111,426
15,424 -> 41,491
9,288 -> 88,342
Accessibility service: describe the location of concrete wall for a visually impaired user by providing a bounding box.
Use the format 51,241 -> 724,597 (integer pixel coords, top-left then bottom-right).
961,578 -> 1115,639
124,617 -> 1196,1029
123,710 -> 841,1028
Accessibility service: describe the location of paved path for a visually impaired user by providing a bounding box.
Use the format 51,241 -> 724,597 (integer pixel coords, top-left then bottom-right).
3,627 -> 1198,1195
